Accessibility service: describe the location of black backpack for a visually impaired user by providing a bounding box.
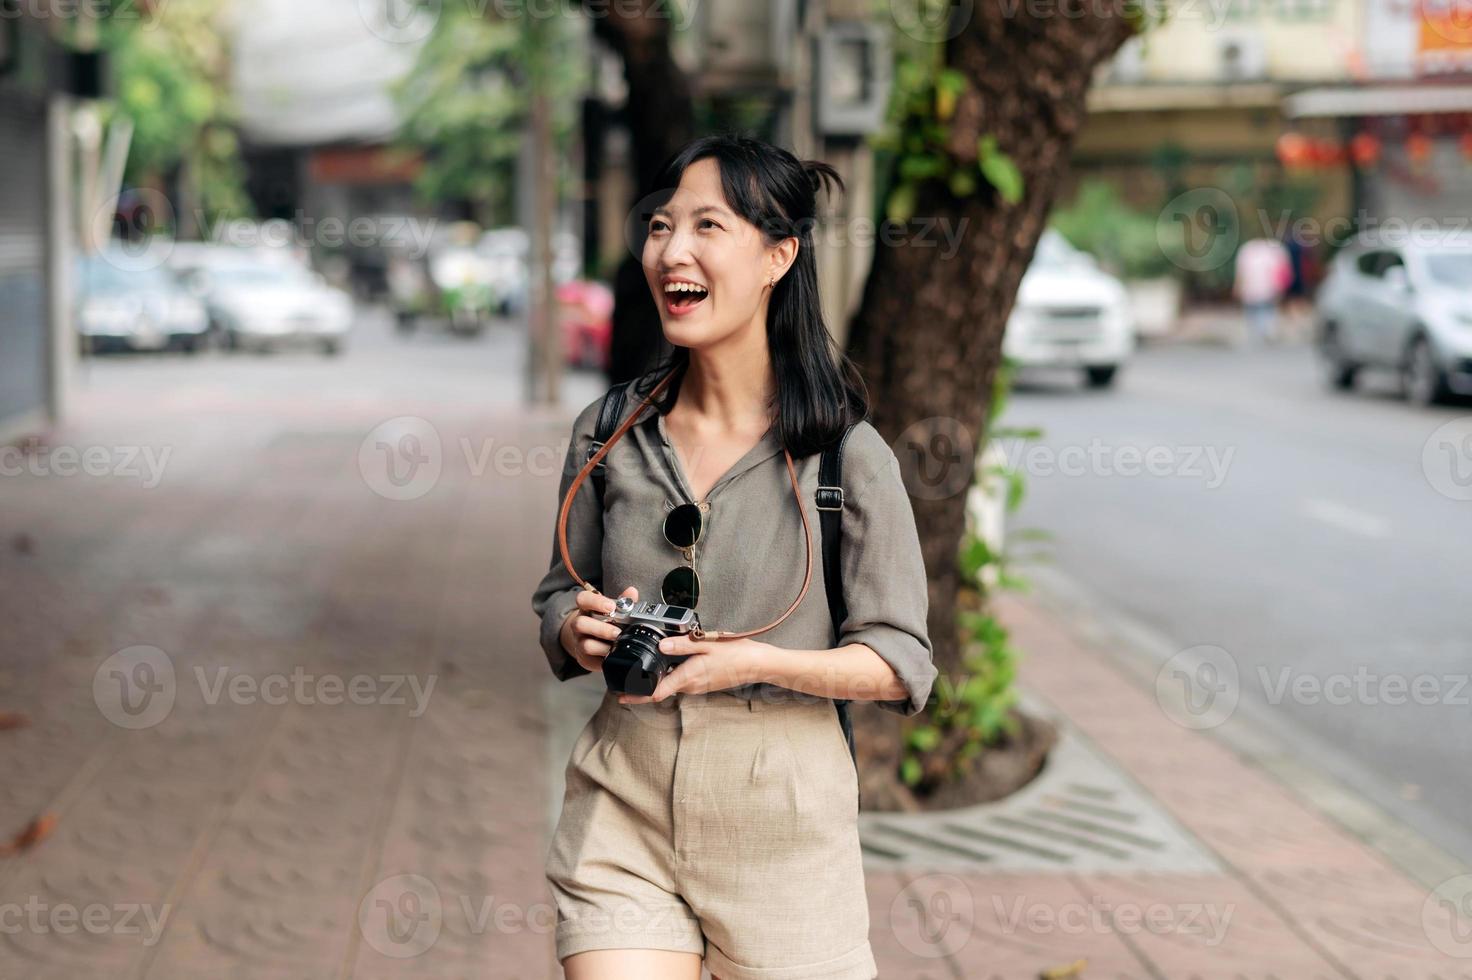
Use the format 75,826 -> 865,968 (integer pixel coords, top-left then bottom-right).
587,381 -> 861,781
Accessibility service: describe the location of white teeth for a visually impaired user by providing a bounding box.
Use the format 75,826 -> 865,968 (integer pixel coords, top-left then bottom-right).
664,282 -> 707,294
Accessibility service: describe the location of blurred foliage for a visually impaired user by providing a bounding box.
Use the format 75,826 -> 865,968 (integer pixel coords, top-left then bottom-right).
98,0 -> 252,222
867,0 -> 1024,223
394,1 -> 587,226
1050,179 -> 1176,280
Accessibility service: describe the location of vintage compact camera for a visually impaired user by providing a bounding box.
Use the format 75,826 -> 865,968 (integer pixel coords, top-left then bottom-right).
601,597 -> 701,696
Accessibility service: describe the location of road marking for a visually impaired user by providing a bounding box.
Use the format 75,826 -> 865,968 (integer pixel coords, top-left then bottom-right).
1301,498 -> 1391,539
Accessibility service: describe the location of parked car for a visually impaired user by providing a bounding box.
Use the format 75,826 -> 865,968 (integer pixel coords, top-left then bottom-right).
558,280 -> 614,371
1002,230 -> 1135,388
1315,232 -> 1472,405
183,259 -> 353,355
76,251 -> 209,354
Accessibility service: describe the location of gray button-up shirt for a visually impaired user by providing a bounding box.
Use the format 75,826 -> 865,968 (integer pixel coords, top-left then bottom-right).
531,377 -> 937,716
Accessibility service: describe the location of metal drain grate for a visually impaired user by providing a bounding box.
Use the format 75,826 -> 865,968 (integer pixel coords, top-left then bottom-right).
858,731 -> 1221,873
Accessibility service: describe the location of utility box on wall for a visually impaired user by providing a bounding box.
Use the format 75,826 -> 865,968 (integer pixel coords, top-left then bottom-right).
815,21 -> 891,138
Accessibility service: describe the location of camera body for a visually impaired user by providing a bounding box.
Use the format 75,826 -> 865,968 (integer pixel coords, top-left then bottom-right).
602,597 -> 700,696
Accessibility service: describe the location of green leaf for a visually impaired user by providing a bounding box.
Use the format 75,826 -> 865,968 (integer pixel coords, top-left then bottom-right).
886,181 -> 918,224
900,756 -> 923,786
908,727 -> 942,752
899,154 -> 947,182
937,68 -> 968,95
977,135 -> 1025,205
949,170 -> 978,198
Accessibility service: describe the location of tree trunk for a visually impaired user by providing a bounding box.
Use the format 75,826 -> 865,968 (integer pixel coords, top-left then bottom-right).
847,11 -> 1136,683
582,1 -> 696,384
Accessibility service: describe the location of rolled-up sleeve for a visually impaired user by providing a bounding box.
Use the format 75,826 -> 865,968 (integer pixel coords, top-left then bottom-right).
530,397 -> 605,682
838,446 -> 937,716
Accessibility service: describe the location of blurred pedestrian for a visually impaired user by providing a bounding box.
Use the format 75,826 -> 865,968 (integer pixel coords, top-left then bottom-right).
1233,236 -> 1292,344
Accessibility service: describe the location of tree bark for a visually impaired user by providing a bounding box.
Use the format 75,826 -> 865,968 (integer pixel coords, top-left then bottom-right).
582,1 -> 696,384
847,9 -> 1136,682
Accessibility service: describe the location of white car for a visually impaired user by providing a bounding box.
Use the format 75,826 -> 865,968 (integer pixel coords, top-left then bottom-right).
1315,232 -> 1472,405
1002,230 -> 1135,388
76,251 -> 209,353
187,260 -> 354,356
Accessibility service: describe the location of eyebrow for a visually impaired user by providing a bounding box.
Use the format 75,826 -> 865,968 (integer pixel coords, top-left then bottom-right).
650,205 -> 732,220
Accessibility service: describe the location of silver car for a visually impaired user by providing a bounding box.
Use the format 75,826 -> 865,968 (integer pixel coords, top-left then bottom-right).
186,260 -> 354,356
1316,233 -> 1472,405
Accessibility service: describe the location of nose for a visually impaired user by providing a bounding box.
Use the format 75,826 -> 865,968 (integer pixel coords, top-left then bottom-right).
650,219 -> 697,272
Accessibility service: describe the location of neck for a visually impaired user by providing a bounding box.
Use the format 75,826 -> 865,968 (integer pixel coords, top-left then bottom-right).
680,317 -> 776,431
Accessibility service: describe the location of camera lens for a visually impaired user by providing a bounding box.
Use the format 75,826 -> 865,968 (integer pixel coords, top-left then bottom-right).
603,624 -> 669,696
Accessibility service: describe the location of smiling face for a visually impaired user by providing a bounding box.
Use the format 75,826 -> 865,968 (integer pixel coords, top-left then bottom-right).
642,157 -> 795,352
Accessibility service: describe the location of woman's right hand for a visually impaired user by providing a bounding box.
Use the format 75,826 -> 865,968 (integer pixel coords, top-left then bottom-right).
560,585 -> 637,674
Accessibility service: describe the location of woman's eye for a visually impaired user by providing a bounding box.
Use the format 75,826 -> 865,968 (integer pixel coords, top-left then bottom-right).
649,219 -> 669,234
699,219 -> 720,230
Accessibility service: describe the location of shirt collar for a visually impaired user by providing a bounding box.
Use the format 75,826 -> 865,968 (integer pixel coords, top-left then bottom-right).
633,404 -> 785,503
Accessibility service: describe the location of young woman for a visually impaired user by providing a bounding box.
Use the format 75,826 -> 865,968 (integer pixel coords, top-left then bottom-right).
531,134 -> 936,980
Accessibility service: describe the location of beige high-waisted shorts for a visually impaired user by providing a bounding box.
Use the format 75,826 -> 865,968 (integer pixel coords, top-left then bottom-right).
544,687 -> 876,980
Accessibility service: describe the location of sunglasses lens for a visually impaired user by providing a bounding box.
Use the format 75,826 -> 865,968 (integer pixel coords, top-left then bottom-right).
661,566 -> 700,608
663,503 -> 703,549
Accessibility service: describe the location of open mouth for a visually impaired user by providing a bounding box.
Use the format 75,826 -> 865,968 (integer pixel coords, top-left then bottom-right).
663,282 -> 709,314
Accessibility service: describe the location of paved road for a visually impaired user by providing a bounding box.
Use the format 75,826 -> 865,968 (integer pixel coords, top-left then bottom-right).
999,340 -> 1472,864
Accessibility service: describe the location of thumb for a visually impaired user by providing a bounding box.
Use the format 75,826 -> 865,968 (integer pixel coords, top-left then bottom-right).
619,585 -> 639,601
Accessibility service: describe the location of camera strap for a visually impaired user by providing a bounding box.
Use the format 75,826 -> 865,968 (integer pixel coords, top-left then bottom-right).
592,380 -> 862,782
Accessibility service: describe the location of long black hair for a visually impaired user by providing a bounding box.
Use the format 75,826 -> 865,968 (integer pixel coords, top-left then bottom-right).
631,133 -> 869,458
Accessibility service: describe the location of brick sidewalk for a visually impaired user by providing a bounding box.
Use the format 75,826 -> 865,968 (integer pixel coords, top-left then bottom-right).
1,378 -> 1466,978
893,594 -> 1472,978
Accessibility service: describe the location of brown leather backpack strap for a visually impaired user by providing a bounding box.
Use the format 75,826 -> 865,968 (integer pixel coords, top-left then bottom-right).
557,367 -> 677,593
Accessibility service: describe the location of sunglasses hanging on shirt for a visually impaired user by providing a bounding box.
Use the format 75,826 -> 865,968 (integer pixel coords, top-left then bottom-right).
660,501 -> 706,607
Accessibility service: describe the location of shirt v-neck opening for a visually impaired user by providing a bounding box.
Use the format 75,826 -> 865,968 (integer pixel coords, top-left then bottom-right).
655,410 -> 781,506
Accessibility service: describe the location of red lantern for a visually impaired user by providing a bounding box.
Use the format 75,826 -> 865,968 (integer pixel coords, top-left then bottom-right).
1407,132 -> 1433,164
1350,132 -> 1381,166
1276,132 -> 1313,168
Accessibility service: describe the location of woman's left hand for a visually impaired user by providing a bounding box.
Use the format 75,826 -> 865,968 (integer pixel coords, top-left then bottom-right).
616,635 -> 772,704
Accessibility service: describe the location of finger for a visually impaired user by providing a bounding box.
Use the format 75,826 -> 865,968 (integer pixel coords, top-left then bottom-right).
618,585 -> 639,601
577,637 -> 611,660
648,662 -> 695,702
577,615 -> 621,642
657,634 -> 709,657
575,590 -> 615,615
